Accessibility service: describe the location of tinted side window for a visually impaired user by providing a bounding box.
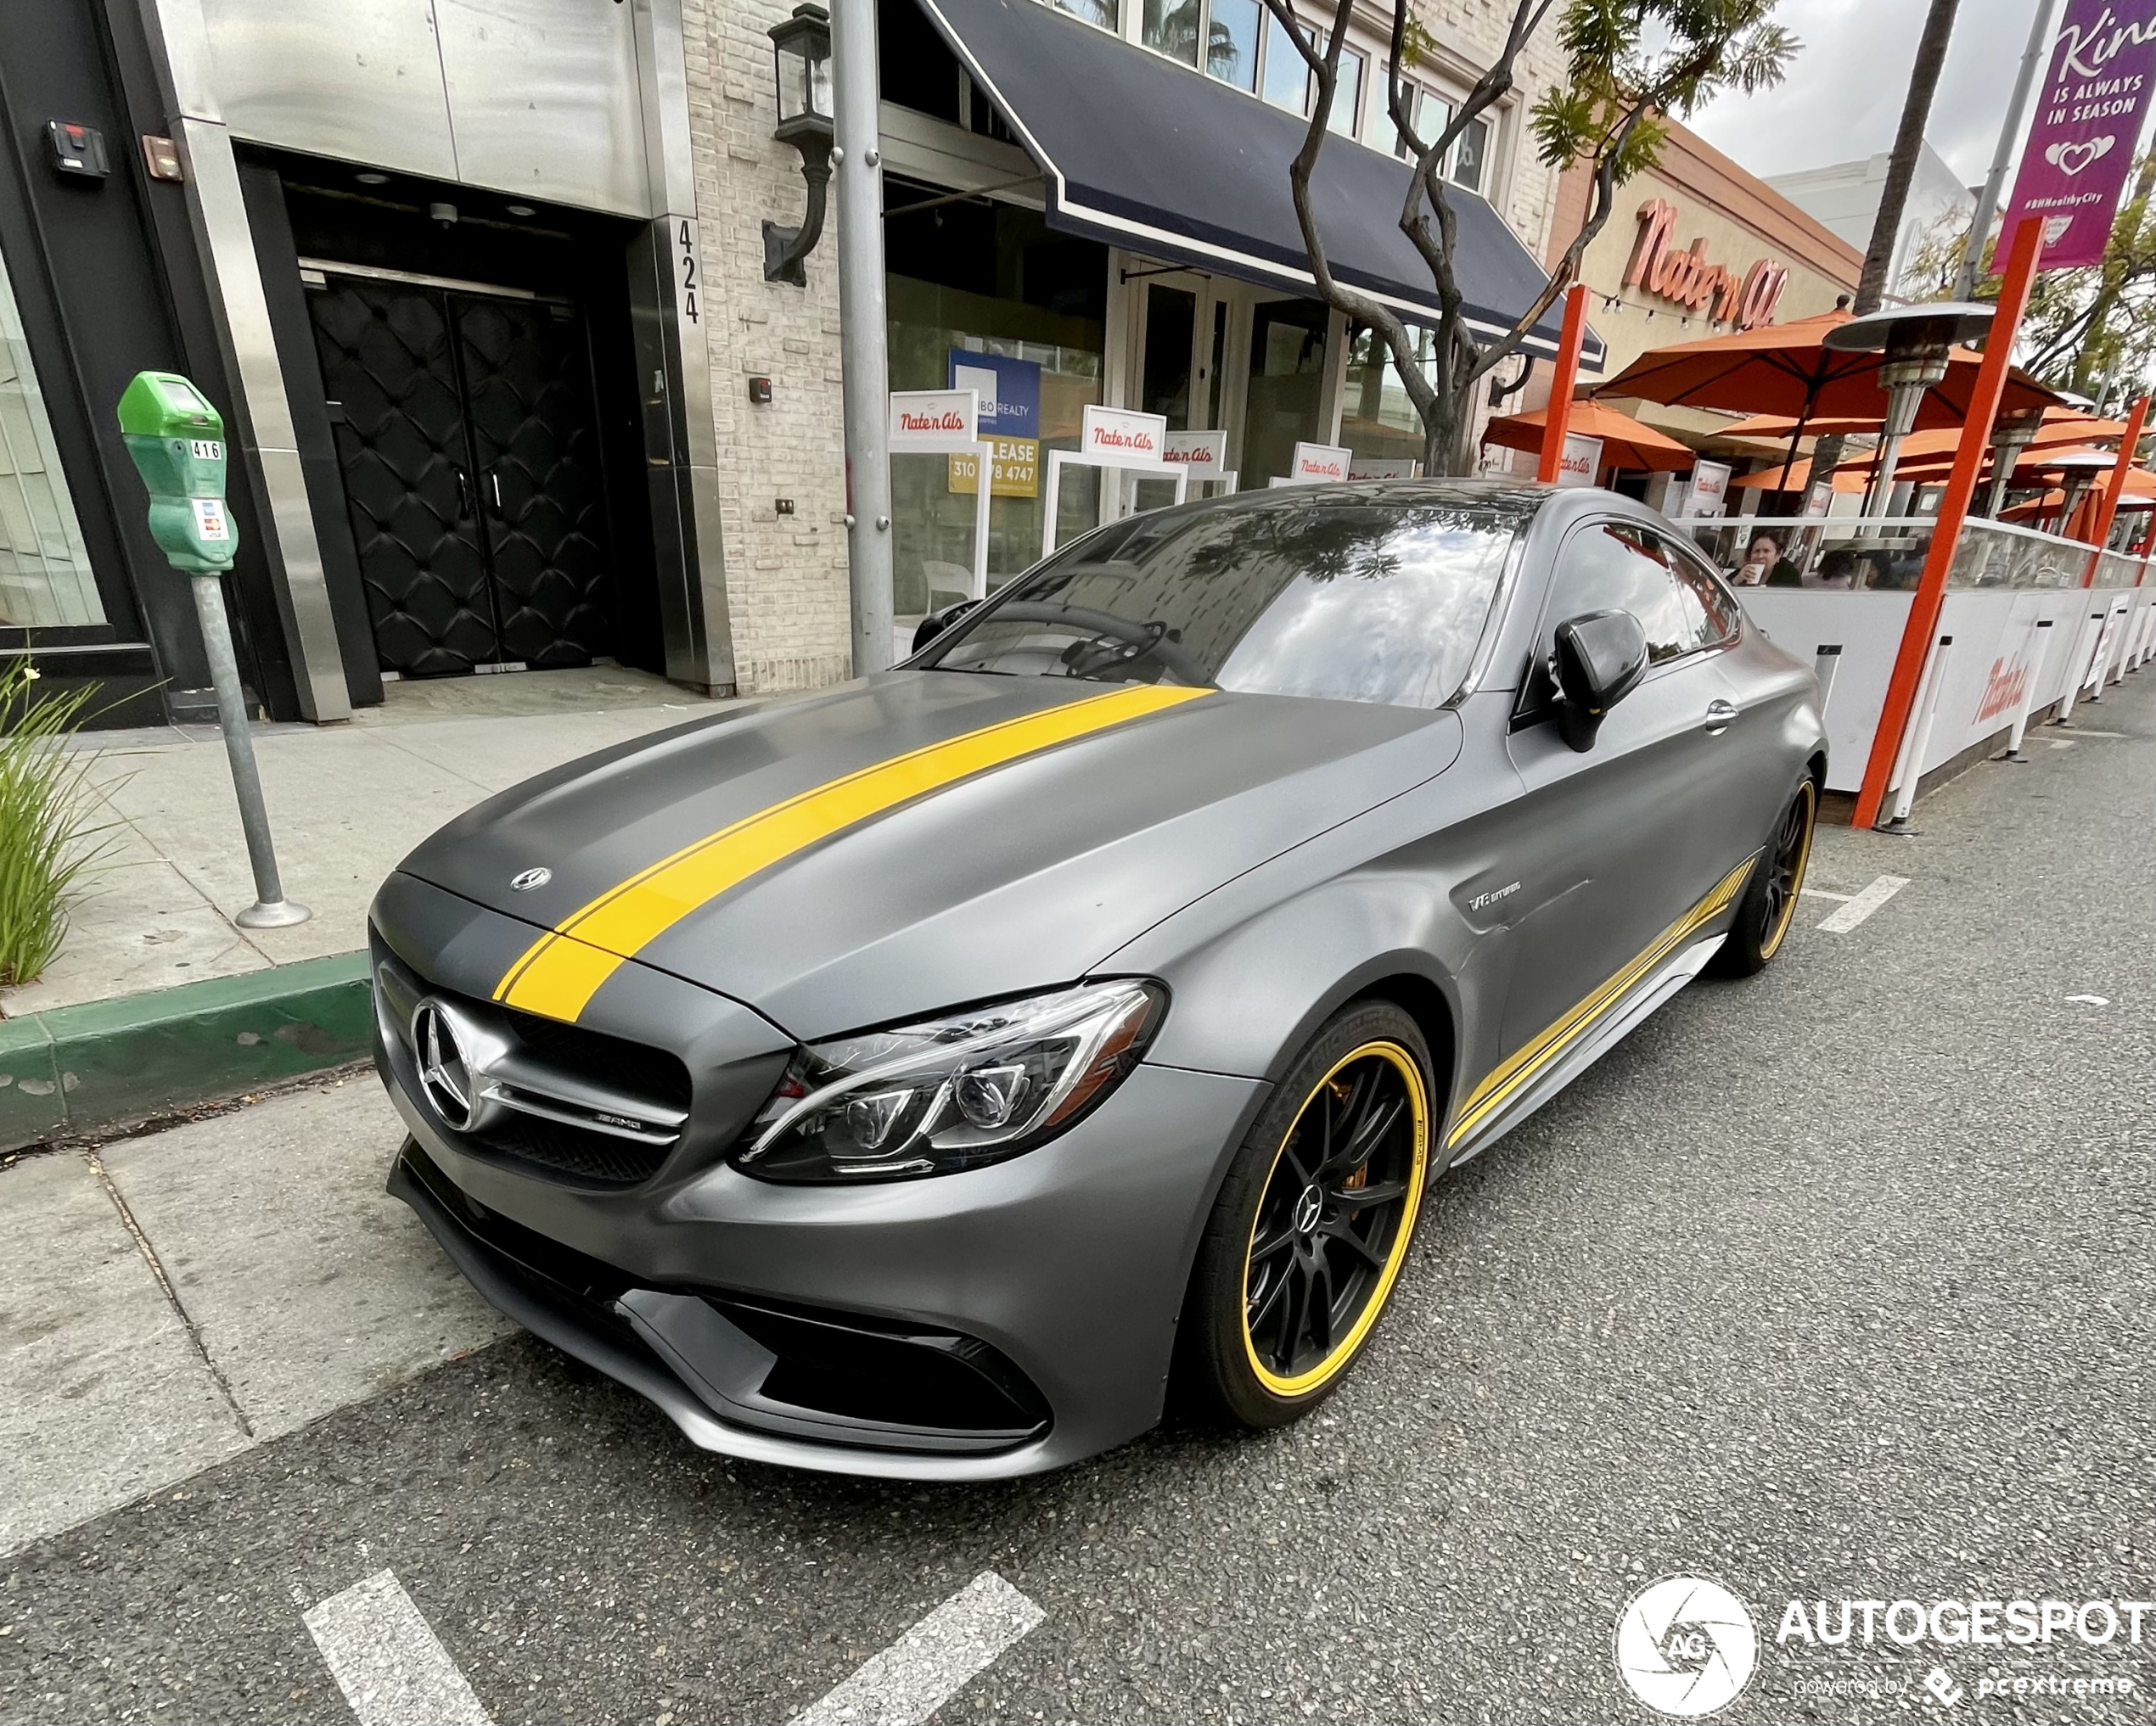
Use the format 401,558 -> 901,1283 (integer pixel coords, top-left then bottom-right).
1653,533 -> 1743,648
1541,523 -> 1695,665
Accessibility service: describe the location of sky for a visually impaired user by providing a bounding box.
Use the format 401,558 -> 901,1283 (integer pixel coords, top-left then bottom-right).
1688,0 -> 2052,188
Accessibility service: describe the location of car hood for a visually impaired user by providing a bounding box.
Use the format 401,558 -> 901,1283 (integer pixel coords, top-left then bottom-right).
398,670 -> 1461,1040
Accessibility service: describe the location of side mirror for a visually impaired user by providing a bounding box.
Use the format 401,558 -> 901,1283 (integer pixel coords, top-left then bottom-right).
911,597 -> 981,657
1550,608 -> 1648,752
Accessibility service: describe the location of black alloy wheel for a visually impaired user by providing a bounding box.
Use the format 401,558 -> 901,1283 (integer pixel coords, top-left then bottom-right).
1177,1001 -> 1433,1427
1711,777 -> 1818,977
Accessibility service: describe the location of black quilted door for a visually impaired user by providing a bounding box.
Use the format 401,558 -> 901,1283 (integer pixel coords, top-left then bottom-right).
453,296 -> 615,668
308,281 -> 497,675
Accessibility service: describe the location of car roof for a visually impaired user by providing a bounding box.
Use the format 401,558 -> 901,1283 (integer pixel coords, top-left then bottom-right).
1165,475 -> 1546,520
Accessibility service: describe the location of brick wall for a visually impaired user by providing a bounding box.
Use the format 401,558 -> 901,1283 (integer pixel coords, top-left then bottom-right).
683,0 -> 856,695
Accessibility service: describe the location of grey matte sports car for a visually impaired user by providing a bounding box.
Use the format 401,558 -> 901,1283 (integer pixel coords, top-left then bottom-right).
372,480 -> 1824,1480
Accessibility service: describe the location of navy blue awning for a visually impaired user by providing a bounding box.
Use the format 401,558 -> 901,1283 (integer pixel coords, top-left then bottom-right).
912,0 -> 1603,367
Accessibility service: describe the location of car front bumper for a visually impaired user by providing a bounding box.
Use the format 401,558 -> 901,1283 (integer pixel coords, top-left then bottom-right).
372,871 -> 1266,1480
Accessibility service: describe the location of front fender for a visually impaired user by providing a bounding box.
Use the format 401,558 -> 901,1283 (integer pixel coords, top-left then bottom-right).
1104,769 -> 1512,1131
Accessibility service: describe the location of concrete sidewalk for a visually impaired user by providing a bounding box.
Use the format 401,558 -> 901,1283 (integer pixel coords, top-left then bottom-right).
0,1077 -> 509,1557
3,665 -> 738,1020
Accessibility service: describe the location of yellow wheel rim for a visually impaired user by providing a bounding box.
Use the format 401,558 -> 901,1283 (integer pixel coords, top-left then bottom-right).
1240,1040 -> 1429,1398
1757,780 -> 1817,961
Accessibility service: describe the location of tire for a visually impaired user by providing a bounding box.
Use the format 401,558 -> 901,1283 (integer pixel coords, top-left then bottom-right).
1176,1001 -> 1435,1429
1709,777 -> 1817,978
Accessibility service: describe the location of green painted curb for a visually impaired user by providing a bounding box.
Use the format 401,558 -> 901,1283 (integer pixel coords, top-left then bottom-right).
0,952 -> 373,1151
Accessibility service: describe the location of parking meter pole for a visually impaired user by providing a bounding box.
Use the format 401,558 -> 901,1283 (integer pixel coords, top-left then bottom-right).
189,574 -> 308,927
115,370 -> 309,928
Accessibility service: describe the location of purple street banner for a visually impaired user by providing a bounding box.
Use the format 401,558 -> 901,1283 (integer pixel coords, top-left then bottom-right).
2004,0 -> 2156,270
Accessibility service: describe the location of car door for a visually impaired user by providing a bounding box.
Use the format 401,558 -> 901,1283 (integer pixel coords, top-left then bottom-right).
1647,524 -> 1782,877
1495,518 -> 1743,1056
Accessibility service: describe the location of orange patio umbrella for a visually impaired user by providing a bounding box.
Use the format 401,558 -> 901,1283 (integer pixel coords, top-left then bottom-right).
1718,412 -> 1889,440
1482,401 -> 1696,472
2002,468 -> 2156,521
1859,437 -> 2136,485
1730,457 -> 1867,494
1594,310 -> 2059,427
1721,404 -> 2127,446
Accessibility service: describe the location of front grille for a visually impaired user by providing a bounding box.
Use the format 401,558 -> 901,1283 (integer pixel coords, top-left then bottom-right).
502,1009 -> 693,1112
377,947 -> 695,1191
479,1111 -> 674,1186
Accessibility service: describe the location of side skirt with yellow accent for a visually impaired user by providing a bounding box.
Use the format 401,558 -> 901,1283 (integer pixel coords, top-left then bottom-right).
1443,855 -> 1757,1166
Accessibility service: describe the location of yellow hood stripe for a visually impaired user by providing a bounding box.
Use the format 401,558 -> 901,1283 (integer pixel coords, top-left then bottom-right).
494,681 -> 1212,1022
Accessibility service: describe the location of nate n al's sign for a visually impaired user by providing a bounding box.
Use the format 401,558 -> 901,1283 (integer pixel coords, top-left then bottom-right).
888,389 -> 980,452
1080,404 -> 1169,468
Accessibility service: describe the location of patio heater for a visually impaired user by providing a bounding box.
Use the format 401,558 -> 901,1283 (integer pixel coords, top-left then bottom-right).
1823,303 -> 1995,519
1982,405 -> 2048,518
2035,448 -> 2119,538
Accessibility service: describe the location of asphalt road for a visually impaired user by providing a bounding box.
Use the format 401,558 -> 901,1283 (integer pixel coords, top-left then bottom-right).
3,675 -> 2151,1726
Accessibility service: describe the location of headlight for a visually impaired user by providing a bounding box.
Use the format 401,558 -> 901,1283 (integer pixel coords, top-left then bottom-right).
733,979 -> 1166,1184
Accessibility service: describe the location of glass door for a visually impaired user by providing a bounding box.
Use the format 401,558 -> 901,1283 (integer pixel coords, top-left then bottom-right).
1128,269 -> 1221,512
1236,296 -> 1333,488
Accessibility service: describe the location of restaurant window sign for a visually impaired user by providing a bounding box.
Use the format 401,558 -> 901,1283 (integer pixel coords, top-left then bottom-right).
1624,199 -> 1789,330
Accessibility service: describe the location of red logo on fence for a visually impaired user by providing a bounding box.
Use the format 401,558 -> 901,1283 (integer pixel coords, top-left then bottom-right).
1975,655 -> 2030,724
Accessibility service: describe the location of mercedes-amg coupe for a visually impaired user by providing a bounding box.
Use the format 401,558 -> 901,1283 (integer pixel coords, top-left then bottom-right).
372,480 -> 1824,1479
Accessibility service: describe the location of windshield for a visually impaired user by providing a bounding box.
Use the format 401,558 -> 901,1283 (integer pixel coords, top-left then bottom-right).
916,496 -> 1524,709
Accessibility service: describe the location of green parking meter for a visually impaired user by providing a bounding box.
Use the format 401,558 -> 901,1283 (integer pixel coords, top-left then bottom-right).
116,372 -> 240,573
116,371 -> 309,928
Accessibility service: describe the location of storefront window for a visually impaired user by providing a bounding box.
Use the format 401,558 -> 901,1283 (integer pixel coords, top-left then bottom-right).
1142,0 -> 1201,66
1260,12 -> 1309,111
1329,46 -> 1363,136
1451,112 -> 1490,193
0,245 -> 102,630
1341,321 -> 1432,468
1394,91 -> 1493,193
1205,0 -> 1260,89
1239,300 -> 1330,486
885,188 -> 1108,614
1054,0 -> 1120,30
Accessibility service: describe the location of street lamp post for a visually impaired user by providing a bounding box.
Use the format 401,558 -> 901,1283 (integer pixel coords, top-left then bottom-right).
828,0 -> 896,674
1955,0 -> 2058,301
761,0 -> 896,675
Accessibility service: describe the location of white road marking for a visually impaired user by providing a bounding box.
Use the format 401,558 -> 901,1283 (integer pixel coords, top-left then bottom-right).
305,1570 -> 493,1726
1799,887 -> 1853,901
2061,728 -> 2127,738
1816,875 -> 1910,933
790,1571 -> 1044,1726
2049,739 -> 2076,750
2065,994 -> 2110,1006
